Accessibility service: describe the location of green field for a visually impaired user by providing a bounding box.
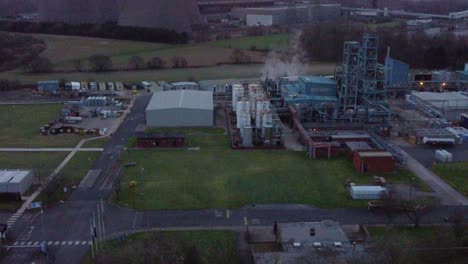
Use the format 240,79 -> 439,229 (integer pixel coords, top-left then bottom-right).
118,129 -> 427,210
84,230 -> 238,264
0,63 -> 334,85
208,34 -> 292,50
431,162 -> 468,196
0,151 -> 67,210
35,151 -> 100,204
25,33 -> 264,71
0,104 -> 87,148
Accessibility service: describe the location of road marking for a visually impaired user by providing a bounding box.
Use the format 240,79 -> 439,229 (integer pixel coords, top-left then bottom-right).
26,241 -> 32,245
226,209 -> 230,219
54,241 -> 60,245
33,241 -> 39,246
68,241 -> 74,245
61,241 -> 66,245
13,242 -> 18,246
243,216 -> 248,226
47,241 -> 53,245
75,241 -> 80,245
81,241 -> 87,245
88,241 -> 92,245
20,242 -> 26,246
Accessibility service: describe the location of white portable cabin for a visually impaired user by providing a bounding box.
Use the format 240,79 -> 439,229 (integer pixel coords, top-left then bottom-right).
0,170 -> 34,195
350,186 -> 386,200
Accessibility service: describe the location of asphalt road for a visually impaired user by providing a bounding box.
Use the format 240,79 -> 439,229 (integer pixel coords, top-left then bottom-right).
2,94 -> 467,263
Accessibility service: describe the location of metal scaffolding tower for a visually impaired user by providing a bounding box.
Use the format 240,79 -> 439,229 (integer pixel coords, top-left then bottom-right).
338,33 -> 390,125
339,41 -> 360,112
358,33 -> 386,105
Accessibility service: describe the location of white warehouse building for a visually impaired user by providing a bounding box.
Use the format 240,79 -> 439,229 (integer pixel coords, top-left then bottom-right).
146,90 -> 214,127
0,170 -> 34,196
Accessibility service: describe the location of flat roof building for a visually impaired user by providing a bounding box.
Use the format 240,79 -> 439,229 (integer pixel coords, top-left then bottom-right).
146,90 -> 214,127
0,170 -> 34,196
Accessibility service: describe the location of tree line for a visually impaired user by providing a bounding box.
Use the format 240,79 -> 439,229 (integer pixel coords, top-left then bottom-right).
0,21 -> 189,44
300,23 -> 468,70
0,32 -> 45,72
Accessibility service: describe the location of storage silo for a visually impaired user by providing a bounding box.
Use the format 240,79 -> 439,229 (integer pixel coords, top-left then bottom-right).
38,0 -> 119,24
118,0 -> 201,33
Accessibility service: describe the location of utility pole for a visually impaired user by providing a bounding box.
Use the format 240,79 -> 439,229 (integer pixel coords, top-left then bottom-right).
100,199 -> 105,239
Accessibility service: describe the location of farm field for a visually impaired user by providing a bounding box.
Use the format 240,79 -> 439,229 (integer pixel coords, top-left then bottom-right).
28,33 -> 265,71
0,104 -> 87,148
431,162 -> 468,196
208,34 -> 293,50
83,231 -> 239,264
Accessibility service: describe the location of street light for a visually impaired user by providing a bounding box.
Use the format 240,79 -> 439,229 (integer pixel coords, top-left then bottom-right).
140,167 -> 144,196
409,177 -> 415,201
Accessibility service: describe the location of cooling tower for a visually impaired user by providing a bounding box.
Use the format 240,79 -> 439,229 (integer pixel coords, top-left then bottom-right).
38,0 -> 119,24
118,0 -> 201,33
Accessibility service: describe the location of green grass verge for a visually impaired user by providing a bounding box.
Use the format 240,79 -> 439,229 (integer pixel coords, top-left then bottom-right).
82,137 -> 109,148
0,151 -> 67,210
35,151 -> 100,204
0,62 -> 335,85
208,34 -> 293,50
431,162 -> 468,196
367,226 -> 467,264
83,231 -> 239,264
0,104 -> 87,148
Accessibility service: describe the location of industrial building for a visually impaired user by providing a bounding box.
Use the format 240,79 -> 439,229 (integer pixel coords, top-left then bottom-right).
229,83 -> 283,148
407,91 -> 468,121
135,132 -> 185,148
0,170 -> 33,197
253,221 -> 357,264
231,4 -> 341,26
353,151 -> 395,173
118,0 -> 201,33
37,80 -> 60,93
385,57 -> 409,88
38,0 -> 201,33
38,0 -> 119,24
146,90 -> 214,127
169,82 -> 200,91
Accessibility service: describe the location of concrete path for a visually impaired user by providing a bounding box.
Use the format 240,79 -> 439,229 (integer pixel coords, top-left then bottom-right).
0,148 -> 104,152
404,151 -> 468,206
6,136 -> 108,228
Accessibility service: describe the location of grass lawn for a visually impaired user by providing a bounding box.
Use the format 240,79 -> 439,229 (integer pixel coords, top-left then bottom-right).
0,151 -> 67,210
431,162 -> 468,196
83,230 -> 239,264
209,34 -> 293,50
0,62 -> 335,85
0,104 -> 87,148
35,151 -> 100,204
118,128 -> 428,210
117,148 -> 369,210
